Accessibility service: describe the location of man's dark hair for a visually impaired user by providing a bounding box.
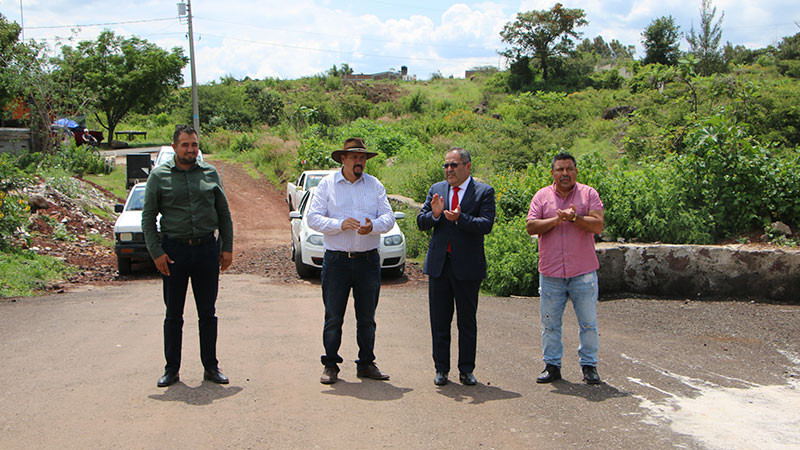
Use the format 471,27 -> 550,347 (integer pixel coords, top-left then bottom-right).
449,147 -> 471,163
173,124 -> 197,144
551,152 -> 576,169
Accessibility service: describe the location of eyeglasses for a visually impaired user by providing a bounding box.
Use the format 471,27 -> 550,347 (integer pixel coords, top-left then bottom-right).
442,162 -> 462,169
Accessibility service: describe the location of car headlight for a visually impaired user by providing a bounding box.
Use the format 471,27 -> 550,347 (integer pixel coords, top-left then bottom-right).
307,234 -> 324,246
383,234 -> 403,246
118,232 -> 133,242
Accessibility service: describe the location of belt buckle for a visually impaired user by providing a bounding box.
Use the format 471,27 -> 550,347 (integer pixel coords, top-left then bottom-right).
347,251 -> 356,259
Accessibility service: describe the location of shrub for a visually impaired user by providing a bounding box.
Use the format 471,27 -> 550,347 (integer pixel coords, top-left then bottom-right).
483,216 -> 539,297
0,190 -> 30,248
677,113 -> 772,239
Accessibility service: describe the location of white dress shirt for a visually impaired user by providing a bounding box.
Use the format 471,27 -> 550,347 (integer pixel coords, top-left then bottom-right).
307,170 -> 395,252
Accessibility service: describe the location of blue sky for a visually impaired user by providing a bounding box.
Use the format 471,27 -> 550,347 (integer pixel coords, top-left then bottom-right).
2,0 -> 798,83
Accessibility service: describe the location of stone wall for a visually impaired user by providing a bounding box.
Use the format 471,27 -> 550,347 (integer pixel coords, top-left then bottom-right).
0,128 -> 32,154
596,243 -> 800,303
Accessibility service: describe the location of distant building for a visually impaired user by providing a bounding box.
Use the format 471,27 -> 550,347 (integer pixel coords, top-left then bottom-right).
343,66 -> 416,82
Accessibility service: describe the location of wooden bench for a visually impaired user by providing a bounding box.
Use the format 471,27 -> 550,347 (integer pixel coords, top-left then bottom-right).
115,130 -> 147,140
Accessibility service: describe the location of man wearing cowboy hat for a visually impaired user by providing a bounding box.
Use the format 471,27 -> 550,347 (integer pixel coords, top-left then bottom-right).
307,137 -> 396,384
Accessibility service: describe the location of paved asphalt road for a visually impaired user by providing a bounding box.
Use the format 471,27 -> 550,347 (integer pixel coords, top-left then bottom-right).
1,275 -> 799,449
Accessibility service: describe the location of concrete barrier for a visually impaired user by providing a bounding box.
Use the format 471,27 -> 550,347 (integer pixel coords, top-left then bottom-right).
596,243 -> 800,303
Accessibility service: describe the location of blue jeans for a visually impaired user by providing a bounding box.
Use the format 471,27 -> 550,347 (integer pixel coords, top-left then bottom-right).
320,250 -> 381,367
539,271 -> 599,367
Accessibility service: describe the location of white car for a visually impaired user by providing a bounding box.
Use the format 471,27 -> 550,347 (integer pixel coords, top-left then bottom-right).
113,182 -> 151,274
153,145 -> 203,167
286,169 -> 337,211
289,189 -> 407,278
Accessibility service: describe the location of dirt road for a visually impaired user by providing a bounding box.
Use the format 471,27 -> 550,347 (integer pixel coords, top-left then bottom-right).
2,161 -> 800,448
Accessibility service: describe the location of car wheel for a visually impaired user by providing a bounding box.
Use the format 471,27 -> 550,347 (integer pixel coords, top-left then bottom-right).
384,263 -> 405,279
117,255 -> 132,275
294,245 -> 316,279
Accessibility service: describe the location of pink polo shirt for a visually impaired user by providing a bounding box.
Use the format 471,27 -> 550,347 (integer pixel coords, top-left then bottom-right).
527,182 -> 604,278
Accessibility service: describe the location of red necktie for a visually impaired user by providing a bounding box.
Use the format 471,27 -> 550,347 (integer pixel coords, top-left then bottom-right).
447,186 -> 460,253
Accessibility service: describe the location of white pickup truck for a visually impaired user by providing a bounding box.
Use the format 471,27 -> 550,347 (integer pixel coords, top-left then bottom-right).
286,169 -> 337,211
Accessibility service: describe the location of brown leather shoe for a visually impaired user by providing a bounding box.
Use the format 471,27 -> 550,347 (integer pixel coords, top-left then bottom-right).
356,363 -> 390,380
320,366 -> 339,384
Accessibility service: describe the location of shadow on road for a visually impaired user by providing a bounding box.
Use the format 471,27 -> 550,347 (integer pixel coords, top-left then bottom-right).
148,381 -> 244,405
548,379 -> 630,402
321,380 -> 413,401
436,383 -> 522,405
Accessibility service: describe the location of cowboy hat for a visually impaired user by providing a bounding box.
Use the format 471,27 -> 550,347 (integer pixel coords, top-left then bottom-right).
331,137 -> 377,163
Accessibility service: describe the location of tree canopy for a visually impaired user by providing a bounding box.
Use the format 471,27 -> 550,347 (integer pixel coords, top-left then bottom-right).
500,3 -> 588,81
57,30 -> 187,143
642,16 -> 682,65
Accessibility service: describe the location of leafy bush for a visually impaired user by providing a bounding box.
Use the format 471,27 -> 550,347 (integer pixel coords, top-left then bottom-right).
41,144 -> 106,176
483,216 -> 539,297
677,114 -> 772,239
496,91 -> 582,128
0,190 -> 30,248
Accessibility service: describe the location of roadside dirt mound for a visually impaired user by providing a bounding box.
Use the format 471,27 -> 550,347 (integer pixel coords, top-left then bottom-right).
23,180 -> 118,290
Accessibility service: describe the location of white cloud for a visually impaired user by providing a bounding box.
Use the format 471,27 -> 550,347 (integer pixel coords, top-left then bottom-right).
6,0 -> 798,82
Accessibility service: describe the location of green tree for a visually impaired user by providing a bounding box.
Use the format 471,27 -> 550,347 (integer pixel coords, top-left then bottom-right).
687,0 -> 725,75
776,32 -> 800,78
57,30 -> 187,143
0,13 -> 22,110
642,16 -> 682,65
1,16 -> 86,151
499,3 -> 588,81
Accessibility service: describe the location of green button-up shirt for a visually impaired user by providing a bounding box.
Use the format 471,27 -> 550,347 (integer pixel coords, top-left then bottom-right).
142,158 -> 234,260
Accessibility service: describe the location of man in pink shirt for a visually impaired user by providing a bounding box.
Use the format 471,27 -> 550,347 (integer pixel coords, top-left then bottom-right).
526,152 -> 604,385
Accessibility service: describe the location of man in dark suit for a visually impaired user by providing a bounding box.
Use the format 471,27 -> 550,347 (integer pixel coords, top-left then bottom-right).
417,147 -> 495,386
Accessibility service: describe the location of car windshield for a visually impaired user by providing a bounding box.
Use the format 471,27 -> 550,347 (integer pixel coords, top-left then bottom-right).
155,148 -> 203,167
306,175 -> 326,189
126,188 -> 146,211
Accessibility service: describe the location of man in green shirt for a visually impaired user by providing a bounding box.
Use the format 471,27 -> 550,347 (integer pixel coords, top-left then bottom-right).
142,125 -> 234,387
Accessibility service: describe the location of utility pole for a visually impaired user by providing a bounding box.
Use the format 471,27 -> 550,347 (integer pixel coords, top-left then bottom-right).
178,1 -> 200,133
19,0 -> 24,41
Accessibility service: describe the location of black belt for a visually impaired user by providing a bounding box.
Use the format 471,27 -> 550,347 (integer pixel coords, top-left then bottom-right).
165,234 -> 215,246
327,249 -> 378,259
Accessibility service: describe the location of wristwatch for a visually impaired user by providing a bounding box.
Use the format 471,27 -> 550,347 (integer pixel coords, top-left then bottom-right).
570,214 -> 577,222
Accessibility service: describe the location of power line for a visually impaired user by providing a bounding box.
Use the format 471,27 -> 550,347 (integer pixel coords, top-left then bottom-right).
25,17 -> 176,30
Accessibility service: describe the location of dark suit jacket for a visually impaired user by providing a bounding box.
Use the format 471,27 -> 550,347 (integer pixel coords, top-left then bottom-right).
417,178 -> 495,280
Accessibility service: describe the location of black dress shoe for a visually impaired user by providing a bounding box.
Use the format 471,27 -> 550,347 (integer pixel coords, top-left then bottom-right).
434,372 -> 448,386
203,368 -> 229,384
582,365 -> 601,385
459,372 -> 477,386
536,364 -> 561,383
320,366 -> 339,385
357,363 -> 390,380
157,371 -> 179,387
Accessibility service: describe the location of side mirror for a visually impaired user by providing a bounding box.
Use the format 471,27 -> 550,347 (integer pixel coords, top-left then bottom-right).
115,204 -> 124,213
394,211 -> 406,220
289,211 -> 302,220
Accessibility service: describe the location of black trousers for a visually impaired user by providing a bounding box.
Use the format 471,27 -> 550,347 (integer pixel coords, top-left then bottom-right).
161,236 -> 220,373
428,256 -> 481,374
